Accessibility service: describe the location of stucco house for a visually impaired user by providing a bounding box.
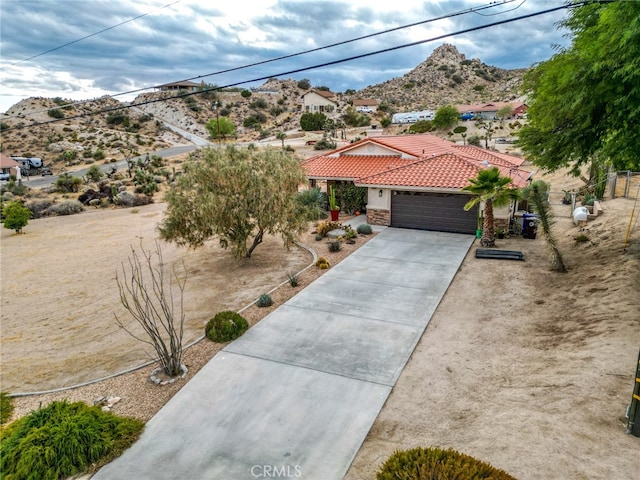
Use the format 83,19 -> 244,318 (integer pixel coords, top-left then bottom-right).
457,101 -> 528,120
156,80 -> 201,92
0,153 -> 20,180
302,134 -> 531,234
352,98 -> 379,112
302,89 -> 338,114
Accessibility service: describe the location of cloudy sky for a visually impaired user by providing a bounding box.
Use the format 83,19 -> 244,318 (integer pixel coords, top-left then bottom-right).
0,0 -> 573,113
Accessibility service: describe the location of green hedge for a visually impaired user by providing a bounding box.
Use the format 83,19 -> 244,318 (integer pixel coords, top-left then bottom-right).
377,447 -> 516,480
0,400 -> 144,480
205,311 -> 249,342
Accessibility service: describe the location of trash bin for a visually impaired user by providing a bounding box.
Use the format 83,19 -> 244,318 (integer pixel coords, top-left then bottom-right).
522,213 -> 538,239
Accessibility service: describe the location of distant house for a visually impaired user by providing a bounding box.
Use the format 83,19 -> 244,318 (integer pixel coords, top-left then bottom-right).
302,89 -> 338,114
352,98 -> 379,113
0,153 -> 19,180
156,81 -> 201,92
302,134 -> 530,233
456,101 -> 527,120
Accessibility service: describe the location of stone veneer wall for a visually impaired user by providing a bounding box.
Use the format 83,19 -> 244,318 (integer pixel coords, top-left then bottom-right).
367,208 -> 390,226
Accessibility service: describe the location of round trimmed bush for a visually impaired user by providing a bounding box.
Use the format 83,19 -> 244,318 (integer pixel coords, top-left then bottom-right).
205,311 -> 249,342
357,223 -> 373,235
376,447 -> 516,480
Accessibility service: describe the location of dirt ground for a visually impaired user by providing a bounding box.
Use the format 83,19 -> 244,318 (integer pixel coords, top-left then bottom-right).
346,181 -> 640,479
2,165 -> 639,479
0,202 -> 311,393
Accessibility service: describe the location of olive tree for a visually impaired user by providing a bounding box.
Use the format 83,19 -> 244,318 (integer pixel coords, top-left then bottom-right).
2,200 -> 31,233
159,145 -> 309,258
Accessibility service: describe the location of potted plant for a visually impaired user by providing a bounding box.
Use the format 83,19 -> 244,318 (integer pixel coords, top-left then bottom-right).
328,186 -> 339,221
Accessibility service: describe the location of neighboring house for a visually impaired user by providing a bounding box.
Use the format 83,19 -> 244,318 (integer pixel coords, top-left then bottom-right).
456,101 -> 528,120
156,81 -> 201,92
0,153 -> 20,180
302,89 -> 338,113
302,134 -> 531,234
352,98 -> 379,113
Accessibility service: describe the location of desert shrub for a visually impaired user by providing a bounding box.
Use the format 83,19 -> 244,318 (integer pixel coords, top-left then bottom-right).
300,112 -> 327,131
357,223 -> 373,235
315,257 -> 329,267
93,149 -> 105,161
56,173 -> 82,193
467,135 -> 482,146
315,234 -> 324,241
113,191 -> 152,207
240,89 -> 252,98
314,135 -> 337,150
47,108 -> 64,119
250,98 -> 268,109
257,293 -> 273,308
0,400 -> 144,480
287,272 -> 299,287
26,199 -> 54,218
1,392 -> 13,424
328,239 -> 342,252
316,221 -> 343,236
86,164 -> 104,182
345,229 -> 357,240
44,200 -> 85,216
574,233 -> 590,244
376,447 -> 516,480
205,311 -> 249,342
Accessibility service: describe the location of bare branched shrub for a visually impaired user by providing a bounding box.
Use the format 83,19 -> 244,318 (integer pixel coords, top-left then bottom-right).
114,240 -> 186,377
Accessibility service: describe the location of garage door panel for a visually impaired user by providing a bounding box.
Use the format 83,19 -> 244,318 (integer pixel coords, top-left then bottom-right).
391,192 -> 477,234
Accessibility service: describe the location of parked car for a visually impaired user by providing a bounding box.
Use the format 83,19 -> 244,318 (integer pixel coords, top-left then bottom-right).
356,107 -> 373,113
460,112 -> 475,121
495,137 -> 507,144
41,166 -> 53,176
0,172 -> 10,181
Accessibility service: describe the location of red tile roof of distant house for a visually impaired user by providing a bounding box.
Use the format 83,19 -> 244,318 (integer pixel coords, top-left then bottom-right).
303,89 -> 336,99
0,153 -> 20,169
456,101 -> 527,113
352,98 -> 378,107
302,155 -> 407,180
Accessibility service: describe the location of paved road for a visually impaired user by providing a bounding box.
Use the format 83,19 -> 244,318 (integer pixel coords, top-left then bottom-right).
93,228 -> 474,480
23,145 -> 198,189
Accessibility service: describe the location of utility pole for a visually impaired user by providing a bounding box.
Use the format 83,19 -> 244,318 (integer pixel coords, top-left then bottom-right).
213,101 -> 221,144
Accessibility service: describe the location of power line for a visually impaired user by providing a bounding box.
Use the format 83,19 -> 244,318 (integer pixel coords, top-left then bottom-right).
2,0 -> 519,120
9,0 -> 183,66
3,2 -> 581,133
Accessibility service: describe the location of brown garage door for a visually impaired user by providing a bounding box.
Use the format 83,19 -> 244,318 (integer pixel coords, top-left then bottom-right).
391,191 -> 478,234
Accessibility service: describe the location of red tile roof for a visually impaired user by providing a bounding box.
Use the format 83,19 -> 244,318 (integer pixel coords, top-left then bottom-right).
302,134 -> 531,190
356,154 -> 482,189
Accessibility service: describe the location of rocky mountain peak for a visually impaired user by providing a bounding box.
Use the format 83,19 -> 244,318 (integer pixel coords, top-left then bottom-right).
427,43 -> 467,64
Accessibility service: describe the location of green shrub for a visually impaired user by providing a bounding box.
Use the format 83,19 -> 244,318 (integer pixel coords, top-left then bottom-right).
205,311 -> 249,342
2,201 -> 31,233
0,400 -> 144,480
328,239 -> 342,252
1,392 -> 13,424
26,199 -> 54,219
47,108 -> 64,119
86,164 -> 104,182
377,447 -> 516,480
296,188 -> 325,221
357,223 -> 373,235
56,173 -> 82,193
257,293 -> 273,308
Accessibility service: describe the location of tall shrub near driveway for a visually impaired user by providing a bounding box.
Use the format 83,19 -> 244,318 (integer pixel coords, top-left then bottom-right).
159,145 -> 309,258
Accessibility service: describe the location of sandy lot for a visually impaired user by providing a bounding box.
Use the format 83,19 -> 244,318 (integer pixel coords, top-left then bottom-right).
0,202 -> 310,392
346,191 -> 640,479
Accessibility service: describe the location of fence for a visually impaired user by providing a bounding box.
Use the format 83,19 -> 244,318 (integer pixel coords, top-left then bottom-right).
608,171 -> 640,199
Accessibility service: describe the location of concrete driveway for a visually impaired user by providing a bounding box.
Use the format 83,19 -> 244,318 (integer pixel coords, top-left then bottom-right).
93,228 -> 473,480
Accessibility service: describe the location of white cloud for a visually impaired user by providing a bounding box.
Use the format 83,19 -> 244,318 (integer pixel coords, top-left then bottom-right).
0,0 -> 571,112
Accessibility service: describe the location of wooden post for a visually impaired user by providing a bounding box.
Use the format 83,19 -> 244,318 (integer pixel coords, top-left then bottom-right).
627,348 -> 640,436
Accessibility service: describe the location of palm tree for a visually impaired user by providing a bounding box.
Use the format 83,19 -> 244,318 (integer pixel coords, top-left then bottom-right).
276,131 -> 287,150
463,167 -> 520,247
521,180 -> 567,272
